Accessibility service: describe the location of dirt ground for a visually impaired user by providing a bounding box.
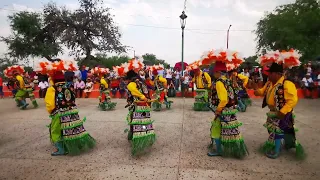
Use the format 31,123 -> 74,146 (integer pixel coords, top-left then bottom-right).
0,98 -> 319,180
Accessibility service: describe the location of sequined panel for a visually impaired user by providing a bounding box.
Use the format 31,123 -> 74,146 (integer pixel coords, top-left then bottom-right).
133,124 -> 154,132
60,114 -> 80,123
133,111 -> 151,119
221,128 -> 241,136
62,125 -> 86,136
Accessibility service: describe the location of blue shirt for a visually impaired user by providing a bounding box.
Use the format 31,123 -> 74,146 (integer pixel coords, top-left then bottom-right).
81,70 -> 88,81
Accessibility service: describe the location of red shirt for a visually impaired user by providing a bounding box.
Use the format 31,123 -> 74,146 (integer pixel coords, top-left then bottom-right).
110,79 -> 120,88
0,77 -> 3,86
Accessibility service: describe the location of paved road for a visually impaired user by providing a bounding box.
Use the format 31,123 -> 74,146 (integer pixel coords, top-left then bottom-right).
0,98 -> 319,180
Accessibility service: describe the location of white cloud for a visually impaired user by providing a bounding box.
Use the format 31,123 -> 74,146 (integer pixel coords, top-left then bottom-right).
233,0 -> 263,17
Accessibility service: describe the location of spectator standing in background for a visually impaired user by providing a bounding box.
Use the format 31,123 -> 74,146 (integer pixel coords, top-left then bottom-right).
165,69 -> 173,86
74,69 -> 82,81
174,69 -> 181,91
81,66 -> 88,82
306,62 -> 312,74
119,77 -> 126,98
302,73 -> 314,98
317,71 -> 320,98
0,77 -> 4,98
241,68 -> 250,78
181,72 -> 189,97
38,80 -> 49,98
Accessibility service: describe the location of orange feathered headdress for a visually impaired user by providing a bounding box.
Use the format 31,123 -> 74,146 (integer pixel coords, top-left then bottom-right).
256,49 -> 301,68
3,65 -> 25,78
200,49 -> 244,66
35,59 -> 78,77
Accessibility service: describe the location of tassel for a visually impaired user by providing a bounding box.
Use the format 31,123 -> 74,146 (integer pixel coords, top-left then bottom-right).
295,142 -> 306,160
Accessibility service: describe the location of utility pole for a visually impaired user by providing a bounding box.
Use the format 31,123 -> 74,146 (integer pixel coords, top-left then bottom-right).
227,24 -> 232,49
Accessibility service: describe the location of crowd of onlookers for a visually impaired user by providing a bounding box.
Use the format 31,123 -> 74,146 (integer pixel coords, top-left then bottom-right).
1,62 -> 320,99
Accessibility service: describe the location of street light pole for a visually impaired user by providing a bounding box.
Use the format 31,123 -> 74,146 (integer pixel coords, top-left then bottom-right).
227,24 -> 232,49
180,11 -> 187,76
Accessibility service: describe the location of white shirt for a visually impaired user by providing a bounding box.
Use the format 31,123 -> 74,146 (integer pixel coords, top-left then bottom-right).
183,76 -> 189,84
74,70 -> 82,79
175,71 -> 181,79
302,77 -> 313,87
166,71 -> 172,79
241,72 -> 250,78
38,81 -> 49,89
307,67 -> 312,74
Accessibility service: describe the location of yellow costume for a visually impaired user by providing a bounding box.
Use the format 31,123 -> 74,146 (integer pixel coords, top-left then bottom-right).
193,70 -> 211,111
255,73 -> 304,159
255,76 -> 297,114
192,71 -> 212,89
127,82 -> 146,100
125,70 -> 155,155
99,77 -> 116,110
237,74 -> 248,88
209,74 -> 248,158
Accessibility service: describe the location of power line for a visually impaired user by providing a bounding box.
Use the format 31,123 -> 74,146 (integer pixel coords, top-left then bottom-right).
124,24 -> 254,32
1,6 -> 315,33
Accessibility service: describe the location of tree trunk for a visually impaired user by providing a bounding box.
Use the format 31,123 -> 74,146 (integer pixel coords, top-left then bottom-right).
44,56 -> 53,62
80,49 -> 92,66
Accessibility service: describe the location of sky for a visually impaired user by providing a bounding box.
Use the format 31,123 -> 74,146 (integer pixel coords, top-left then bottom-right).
0,0 -> 295,66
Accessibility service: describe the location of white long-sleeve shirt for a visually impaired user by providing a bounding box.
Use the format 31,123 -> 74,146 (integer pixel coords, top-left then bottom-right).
74,81 -> 85,89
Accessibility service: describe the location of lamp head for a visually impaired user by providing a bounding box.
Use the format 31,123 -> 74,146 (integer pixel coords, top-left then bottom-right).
180,11 -> 187,29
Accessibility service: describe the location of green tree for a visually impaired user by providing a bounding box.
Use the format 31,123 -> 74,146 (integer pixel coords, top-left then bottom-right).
255,0 -> 320,62
240,55 -> 259,69
142,53 -> 170,68
79,54 -> 130,69
43,0 -> 127,64
1,11 -> 61,62
0,57 -> 19,78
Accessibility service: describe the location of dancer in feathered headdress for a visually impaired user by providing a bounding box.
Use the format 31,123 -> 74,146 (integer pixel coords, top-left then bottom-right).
123,59 -> 156,155
254,49 -> 305,159
91,67 -> 117,110
149,64 -> 173,111
227,63 -> 251,112
36,60 -> 95,156
200,49 -> 249,159
186,60 -> 212,111
4,65 -> 38,109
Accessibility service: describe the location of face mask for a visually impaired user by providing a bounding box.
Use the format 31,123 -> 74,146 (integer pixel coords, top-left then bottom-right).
140,75 -> 145,79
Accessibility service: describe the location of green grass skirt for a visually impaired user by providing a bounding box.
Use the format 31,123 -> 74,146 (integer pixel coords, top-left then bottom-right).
193,102 -> 210,111
260,139 -> 306,160
242,98 -> 252,106
131,133 -> 156,155
221,140 -> 249,158
99,102 -> 117,110
63,133 -> 96,155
